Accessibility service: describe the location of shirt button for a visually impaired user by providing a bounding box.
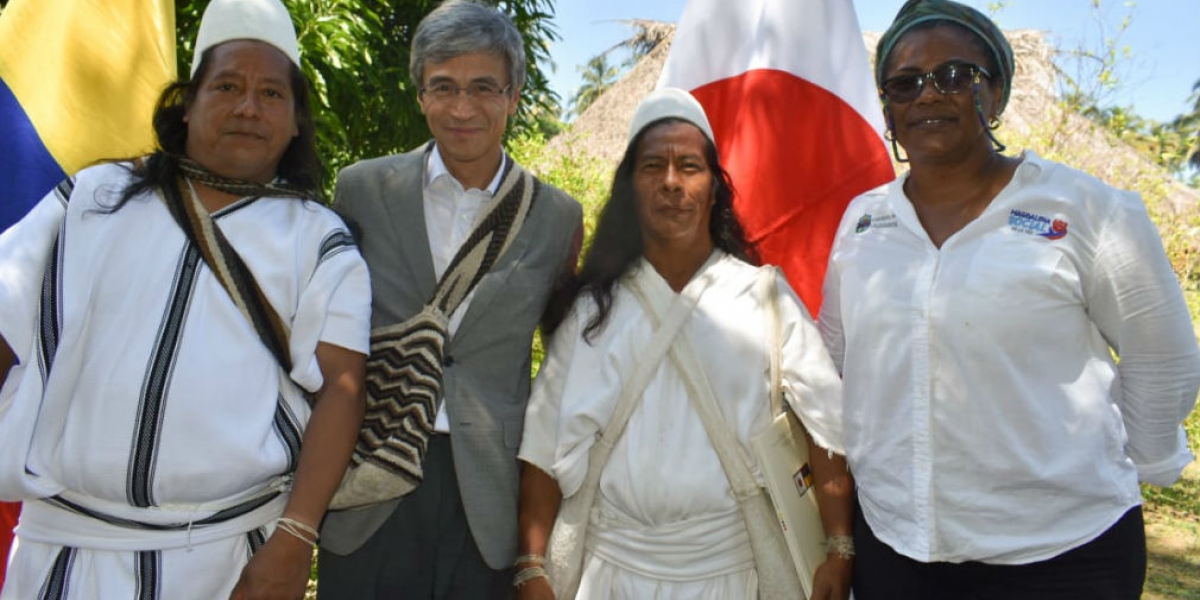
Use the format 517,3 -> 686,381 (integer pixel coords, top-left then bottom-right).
444,354 -> 455,367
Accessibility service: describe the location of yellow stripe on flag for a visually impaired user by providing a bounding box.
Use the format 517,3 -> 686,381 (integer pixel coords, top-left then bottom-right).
0,0 -> 176,174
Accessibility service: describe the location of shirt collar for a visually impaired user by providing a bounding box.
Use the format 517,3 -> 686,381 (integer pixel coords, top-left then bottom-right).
424,144 -> 507,195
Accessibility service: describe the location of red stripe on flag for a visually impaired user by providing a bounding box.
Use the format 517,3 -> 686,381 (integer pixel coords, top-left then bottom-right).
692,69 -> 894,315
0,501 -> 18,585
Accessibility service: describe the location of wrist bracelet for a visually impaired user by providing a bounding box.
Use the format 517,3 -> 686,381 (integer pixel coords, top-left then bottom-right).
514,553 -> 545,566
826,535 -> 855,559
512,566 -> 547,588
276,517 -> 319,546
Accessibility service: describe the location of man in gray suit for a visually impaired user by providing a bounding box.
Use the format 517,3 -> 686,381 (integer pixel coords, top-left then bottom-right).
316,1 -> 582,598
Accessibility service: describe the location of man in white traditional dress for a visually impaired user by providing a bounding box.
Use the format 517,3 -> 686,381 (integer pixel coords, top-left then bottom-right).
0,1 -> 370,598
514,88 -> 855,600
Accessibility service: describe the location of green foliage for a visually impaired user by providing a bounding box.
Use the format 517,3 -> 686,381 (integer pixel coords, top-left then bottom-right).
1054,0 -> 1134,126
1069,96 -> 1200,188
985,1 -> 1009,16
1190,299 -> 1200,454
1053,2 -> 1198,187
563,20 -> 671,122
523,88 -> 566,138
567,54 -> 620,119
608,19 -> 672,66
508,132 -> 613,257
507,132 -> 613,373
1175,80 -> 1200,171
174,0 -> 562,197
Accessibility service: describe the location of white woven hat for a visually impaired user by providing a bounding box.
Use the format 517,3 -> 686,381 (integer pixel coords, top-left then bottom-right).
627,87 -> 716,146
191,0 -> 300,76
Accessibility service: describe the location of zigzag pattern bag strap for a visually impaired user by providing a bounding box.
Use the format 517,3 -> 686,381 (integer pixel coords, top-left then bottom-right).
329,157 -> 541,509
159,175 -> 294,374
427,157 -> 537,317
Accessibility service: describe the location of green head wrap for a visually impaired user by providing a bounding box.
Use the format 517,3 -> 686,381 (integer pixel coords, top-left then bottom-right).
875,0 -> 1015,114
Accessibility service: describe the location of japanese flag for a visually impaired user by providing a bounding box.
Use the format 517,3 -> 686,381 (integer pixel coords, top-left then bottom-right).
659,0 -> 895,315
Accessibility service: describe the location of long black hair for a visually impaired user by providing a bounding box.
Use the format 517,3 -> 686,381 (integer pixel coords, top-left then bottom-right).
111,44 -> 322,210
541,117 -> 758,340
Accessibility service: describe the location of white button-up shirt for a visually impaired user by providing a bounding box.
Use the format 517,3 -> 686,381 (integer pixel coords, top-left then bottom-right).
424,145 -> 506,432
819,152 -> 1200,564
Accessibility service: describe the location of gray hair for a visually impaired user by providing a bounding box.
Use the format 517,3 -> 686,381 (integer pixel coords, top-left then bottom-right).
410,0 -> 526,93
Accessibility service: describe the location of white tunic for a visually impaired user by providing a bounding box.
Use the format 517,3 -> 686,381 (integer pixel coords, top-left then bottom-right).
818,151 -> 1200,564
520,252 -> 843,599
0,163 -> 371,598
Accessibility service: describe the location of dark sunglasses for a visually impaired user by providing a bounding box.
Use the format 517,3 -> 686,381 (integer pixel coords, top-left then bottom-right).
880,62 -> 991,103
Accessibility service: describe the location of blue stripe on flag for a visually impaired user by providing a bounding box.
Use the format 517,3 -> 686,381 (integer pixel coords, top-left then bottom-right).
0,77 -> 66,233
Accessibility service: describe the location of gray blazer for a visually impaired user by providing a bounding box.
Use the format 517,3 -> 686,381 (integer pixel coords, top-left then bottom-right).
319,145 -> 582,569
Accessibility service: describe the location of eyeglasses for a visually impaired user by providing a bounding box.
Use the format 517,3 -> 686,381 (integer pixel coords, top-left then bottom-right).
879,62 -> 990,104
419,81 -> 512,104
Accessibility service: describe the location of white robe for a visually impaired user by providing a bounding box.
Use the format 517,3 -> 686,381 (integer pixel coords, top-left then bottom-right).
0,163 -> 371,598
519,252 -> 843,599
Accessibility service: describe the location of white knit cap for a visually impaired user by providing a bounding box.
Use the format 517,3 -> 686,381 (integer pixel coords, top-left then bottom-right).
627,87 -> 716,146
190,0 -> 301,76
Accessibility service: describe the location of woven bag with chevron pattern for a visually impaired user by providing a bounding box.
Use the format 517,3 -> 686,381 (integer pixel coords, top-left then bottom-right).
329,158 -> 537,510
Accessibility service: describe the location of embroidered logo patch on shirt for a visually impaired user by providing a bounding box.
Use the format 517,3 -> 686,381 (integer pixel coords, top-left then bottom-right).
1008,209 -> 1069,240
855,212 -> 898,234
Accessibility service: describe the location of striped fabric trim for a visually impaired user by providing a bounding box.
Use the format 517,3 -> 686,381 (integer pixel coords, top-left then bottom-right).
36,546 -> 76,600
273,398 -> 303,472
45,489 -> 281,532
36,222 -> 64,382
135,550 -> 161,600
127,246 -> 202,508
156,175 -> 346,405
210,195 -> 260,219
53,177 -> 74,208
35,177 -> 73,382
167,177 -> 294,373
246,526 -> 267,555
316,229 -> 355,267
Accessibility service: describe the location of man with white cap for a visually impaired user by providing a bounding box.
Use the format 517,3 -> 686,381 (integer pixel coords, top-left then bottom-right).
0,0 -> 370,598
514,87 -> 855,599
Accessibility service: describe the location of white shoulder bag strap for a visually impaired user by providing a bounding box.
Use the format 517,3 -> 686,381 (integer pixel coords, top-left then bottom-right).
629,265 -> 804,600
547,261 -> 718,599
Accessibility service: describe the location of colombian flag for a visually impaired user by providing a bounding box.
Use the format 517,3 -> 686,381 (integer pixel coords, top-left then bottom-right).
0,0 -> 176,232
659,0 -> 894,316
0,0 -> 176,586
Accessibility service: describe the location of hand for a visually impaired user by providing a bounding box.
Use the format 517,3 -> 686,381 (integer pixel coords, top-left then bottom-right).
808,554 -> 853,600
228,531 -> 313,600
516,575 -> 556,600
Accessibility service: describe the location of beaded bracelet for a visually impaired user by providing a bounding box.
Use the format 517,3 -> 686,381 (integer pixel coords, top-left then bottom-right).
512,566 -> 548,588
826,535 -> 855,560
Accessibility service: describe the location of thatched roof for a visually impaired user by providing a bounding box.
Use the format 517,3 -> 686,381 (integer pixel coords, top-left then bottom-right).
547,31 -> 674,168
547,27 -> 1199,214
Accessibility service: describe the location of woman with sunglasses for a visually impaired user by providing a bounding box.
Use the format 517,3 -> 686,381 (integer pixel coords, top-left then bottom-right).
816,1 -> 1200,598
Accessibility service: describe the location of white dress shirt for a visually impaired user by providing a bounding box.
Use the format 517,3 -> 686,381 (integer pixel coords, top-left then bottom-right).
819,151 -> 1200,564
424,145 -> 507,432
